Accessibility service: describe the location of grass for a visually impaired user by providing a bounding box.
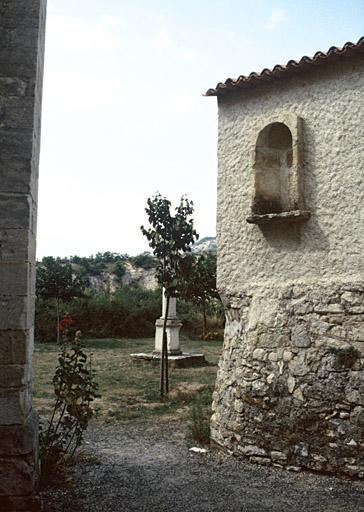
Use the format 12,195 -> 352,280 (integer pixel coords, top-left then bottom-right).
33,337 -> 222,425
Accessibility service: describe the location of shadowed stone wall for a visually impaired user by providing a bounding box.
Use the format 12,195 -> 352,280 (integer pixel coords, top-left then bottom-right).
213,55 -> 364,477
0,1 -> 46,509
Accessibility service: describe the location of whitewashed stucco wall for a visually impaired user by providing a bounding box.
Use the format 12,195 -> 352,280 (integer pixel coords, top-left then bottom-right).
217,56 -> 364,297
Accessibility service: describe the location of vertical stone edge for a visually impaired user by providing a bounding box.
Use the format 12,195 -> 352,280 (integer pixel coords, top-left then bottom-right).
0,1 -> 47,510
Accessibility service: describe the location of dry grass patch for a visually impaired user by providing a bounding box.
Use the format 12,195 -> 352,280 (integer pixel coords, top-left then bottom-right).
33,337 -> 222,425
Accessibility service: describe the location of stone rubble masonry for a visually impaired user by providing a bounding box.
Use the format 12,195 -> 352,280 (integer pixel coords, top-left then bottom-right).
0,0 -> 46,510
214,55 -> 364,478
212,284 -> 364,477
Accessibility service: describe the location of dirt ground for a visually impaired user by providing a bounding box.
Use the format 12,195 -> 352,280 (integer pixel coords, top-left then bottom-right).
40,420 -> 364,512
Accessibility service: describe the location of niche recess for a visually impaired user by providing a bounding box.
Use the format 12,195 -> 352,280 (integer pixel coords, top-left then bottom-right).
247,115 -> 310,225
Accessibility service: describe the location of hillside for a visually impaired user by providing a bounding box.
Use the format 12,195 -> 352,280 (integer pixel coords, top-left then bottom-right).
192,236 -> 217,254
38,237 -> 216,294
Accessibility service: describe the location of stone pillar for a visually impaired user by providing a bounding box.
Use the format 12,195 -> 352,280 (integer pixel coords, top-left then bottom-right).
0,1 -> 46,510
154,291 -> 182,355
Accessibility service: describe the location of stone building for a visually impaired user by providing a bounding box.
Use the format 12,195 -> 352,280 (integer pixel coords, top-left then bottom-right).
0,1 -> 46,509
206,38 -> 364,477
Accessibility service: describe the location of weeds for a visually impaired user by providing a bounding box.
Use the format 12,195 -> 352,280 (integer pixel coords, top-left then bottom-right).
187,388 -> 212,445
39,331 -> 100,475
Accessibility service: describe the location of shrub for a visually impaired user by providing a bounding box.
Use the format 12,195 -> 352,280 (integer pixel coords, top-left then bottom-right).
187,388 -> 212,445
39,331 -> 100,473
35,285 -> 162,342
129,252 -> 156,270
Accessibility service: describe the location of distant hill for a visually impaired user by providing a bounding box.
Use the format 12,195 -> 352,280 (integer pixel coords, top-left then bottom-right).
38,237 -> 216,294
192,236 -> 217,254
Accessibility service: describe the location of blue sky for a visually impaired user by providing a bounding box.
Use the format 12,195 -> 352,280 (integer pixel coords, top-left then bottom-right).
37,0 -> 364,258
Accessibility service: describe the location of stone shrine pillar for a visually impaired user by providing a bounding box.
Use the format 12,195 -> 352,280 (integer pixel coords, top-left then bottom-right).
154,291 -> 182,355
0,1 -> 46,510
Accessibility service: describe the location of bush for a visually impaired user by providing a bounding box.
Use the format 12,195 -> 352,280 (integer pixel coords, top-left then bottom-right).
35,285 -> 162,342
178,299 -> 225,340
40,332 -> 100,474
129,252 -> 156,270
187,388 -> 212,445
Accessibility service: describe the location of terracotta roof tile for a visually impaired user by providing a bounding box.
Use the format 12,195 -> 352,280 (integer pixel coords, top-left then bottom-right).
205,36 -> 364,96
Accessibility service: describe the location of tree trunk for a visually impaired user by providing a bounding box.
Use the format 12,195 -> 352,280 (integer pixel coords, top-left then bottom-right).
160,295 -> 170,398
202,302 -> 207,340
56,297 -> 60,344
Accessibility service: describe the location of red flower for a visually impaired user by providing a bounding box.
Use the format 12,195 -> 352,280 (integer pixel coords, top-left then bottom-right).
59,314 -> 75,332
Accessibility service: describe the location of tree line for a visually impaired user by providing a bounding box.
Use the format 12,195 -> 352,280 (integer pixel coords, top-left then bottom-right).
36,248 -> 223,343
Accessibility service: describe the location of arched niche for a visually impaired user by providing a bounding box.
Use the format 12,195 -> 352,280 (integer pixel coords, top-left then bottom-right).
253,122 -> 293,214
247,115 -> 310,225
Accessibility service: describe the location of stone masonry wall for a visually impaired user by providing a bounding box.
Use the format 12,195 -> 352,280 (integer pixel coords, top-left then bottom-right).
212,283 -> 364,477
213,55 -> 364,477
0,1 -> 46,510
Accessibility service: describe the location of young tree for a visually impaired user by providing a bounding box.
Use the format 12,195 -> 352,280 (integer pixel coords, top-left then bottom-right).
141,193 -> 198,398
180,252 -> 220,339
36,257 -> 86,343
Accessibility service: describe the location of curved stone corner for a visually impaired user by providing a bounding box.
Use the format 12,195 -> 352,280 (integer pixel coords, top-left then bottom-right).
211,283 -> 364,478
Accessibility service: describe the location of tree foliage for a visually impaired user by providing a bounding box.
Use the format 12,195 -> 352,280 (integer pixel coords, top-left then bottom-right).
141,193 -> 198,297
129,252 -> 156,270
180,252 -> 220,338
36,256 -> 87,302
141,193 -> 198,397
36,257 -> 87,342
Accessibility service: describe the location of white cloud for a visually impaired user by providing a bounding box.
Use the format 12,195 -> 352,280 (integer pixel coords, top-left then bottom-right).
263,8 -> 287,30
47,15 -> 123,51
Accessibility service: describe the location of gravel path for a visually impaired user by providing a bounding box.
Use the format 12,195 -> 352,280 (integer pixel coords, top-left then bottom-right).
41,421 -> 364,512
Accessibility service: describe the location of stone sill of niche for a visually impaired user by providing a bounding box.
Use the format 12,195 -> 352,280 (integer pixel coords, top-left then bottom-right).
246,210 -> 311,225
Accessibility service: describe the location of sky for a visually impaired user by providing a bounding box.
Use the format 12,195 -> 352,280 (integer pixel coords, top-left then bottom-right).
37,0 -> 364,258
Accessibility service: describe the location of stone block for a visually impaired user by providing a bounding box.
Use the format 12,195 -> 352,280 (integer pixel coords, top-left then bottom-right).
0,388 -> 32,425
0,295 -> 35,330
347,306 -> 364,314
0,2 -> 45,28
353,342 -> 364,356
0,47 -> 39,78
0,410 -> 38,456
0,330 -> 34,365
0,195 -> 33,230
270,450 -> 287,462
0,77 -> 27,97
287,376 -> 296,393
258,332 -> 290,348
252,348 -> 265,360
341,292 -> 363,305
0,126 -> 34,159
352,326 -> 364,342
282,349 -> 293,362
0,99 -> 36,134
238,444 -> 267,457
0,458 -> 36,496
291,324 -> 311,347
288,353 -> 309,376
315,304 -> 344,315
0,228 -> 36,262
0,262 -> 31,295
0,363 -> 31,388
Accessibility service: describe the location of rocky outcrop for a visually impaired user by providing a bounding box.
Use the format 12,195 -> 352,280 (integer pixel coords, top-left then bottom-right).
121,262 -> 157,290
87,263 -> 157,294
86,238 -> 216,294
192,237 -> 216,254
